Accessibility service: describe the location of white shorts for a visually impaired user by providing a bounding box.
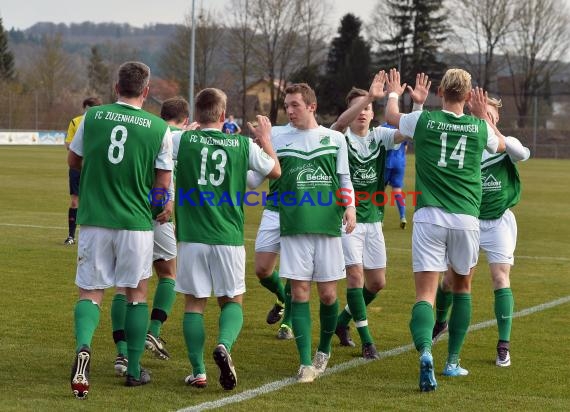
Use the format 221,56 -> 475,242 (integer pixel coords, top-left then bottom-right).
412,222 -> 479,276
254,209 -> 280,253
480,209 -> 517,265
280,235 -> 346,282
175,242 -> 246,298
75,226 -> 153,289
153,221 -> 177,261
341,222 -> 386,269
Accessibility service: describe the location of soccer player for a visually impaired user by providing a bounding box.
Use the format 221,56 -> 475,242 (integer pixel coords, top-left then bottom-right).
144,97 -> 192,360
68,61 -> 173,398
63,96 -> 102,245
110,99 -> 192,374
385,68 -> 505,391
222,114 -> 242,134
273,83 -> 356,383
174,88 -> 280,390
247,158 -> 294,340
432,96 -> 530,368
331,71 -> 424,358
385,138 -> 408,229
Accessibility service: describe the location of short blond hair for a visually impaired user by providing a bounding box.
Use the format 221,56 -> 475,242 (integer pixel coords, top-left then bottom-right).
487,96 -> 502,108
440,68 -> 472,103
195,88 -> 226,124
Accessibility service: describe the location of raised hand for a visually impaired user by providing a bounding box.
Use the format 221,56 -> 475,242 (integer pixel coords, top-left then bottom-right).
407,72 -> 431,105
386,68 -> 407,96
248,115 -> 272,147
369,70 -> 387,100
469,87 -> 489,120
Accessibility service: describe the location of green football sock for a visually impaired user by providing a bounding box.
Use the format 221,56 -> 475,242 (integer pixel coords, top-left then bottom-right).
218,302 -> 243,352
435,283 -> 453,323
338,286 -> 378,328
336,306 -> 352,328
291,301 -> 312,365
363,287 -> 378,306
148,277 -> 176,338
125,302 -> 149,379
346,288 -> 373,344
318,299 -> 339,354
447,293 -> 472,364
183,312 -> 206,375
409,301 -> 434,353
494,288 -> 514,342
281,279 -> 292,327
259,270 -> 286,304
111,293 -> 127,355
74,299 -> 100,352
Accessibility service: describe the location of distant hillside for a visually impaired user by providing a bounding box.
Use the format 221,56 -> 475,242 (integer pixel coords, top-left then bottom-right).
8,22 -> 181,75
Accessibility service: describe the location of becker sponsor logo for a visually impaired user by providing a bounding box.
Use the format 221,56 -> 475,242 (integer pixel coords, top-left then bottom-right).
296,166 -> 333,188
482,174 -> 501,192
352,166 -> 377,183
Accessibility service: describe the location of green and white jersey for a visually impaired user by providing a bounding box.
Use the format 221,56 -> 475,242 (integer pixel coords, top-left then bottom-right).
345,126 -> 395,223
263,125 -> 292,212
480,138 -> 529,219
151,125 -> 182,220
70,102 -> 172,231
399,110 -> 498,218
173,128 -> 275,245
274,125 -> 349,237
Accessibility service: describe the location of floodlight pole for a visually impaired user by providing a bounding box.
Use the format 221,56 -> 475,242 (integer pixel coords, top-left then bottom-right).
189,0 -> 196,121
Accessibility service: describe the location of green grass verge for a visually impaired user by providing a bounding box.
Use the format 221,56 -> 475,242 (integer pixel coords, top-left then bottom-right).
0,146 -> 568,411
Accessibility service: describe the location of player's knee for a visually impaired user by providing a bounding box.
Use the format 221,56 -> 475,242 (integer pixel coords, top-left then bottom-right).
367,277 -> 386,293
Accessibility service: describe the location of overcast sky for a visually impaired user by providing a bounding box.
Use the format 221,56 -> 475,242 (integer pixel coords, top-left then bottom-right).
0,0 -> 378,30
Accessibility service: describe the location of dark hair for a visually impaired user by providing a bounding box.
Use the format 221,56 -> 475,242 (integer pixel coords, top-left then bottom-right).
116,61 -> 150,98
345,87 -> 368,106
195,88 -> 226,124
161,97 -> 190,123
83,96 -> 102,109
284,83 -> 317,106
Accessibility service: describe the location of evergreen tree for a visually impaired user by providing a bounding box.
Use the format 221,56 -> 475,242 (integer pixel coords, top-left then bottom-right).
87,46 -> 110,100
319,14 -> 371,116
378,0 -> 447,88
0,17 -> 16,81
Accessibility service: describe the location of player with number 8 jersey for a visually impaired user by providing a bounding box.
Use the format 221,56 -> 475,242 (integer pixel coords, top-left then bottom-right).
75,102 -> 171,230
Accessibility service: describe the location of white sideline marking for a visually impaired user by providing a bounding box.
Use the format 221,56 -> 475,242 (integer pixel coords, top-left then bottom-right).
178,295 -> 570,412
0,223 -> 67,230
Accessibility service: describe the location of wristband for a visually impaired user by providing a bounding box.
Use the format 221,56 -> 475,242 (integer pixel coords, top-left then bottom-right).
412,103 -> 423,111
388,92 -> 399,99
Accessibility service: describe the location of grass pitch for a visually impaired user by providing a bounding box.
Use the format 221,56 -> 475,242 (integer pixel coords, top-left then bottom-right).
0,146 -> 569,411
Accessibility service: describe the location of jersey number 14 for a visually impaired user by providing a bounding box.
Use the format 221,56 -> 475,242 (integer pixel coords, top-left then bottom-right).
437,133 -> 467,169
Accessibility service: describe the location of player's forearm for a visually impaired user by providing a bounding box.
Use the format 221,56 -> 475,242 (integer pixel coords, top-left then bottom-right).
333,95 -> 374,133
505,136 -> 531,162
385,94 -> 401,128
154,169 -> 172,191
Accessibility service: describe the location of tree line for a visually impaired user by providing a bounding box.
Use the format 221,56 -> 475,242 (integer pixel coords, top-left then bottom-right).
0,0 -> 569,131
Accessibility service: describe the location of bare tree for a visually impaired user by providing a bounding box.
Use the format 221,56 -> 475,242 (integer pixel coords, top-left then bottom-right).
194,9 -> 226,90
25,33 -> 77,107
296,0 -> 331,68
447,0 -> 517,90
250,0 -> 301,123
502,0 -> 570,127
227,0 -> 256,125
160,8 -> 225,99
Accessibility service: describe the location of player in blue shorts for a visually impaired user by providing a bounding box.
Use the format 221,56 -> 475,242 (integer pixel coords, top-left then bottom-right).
384,137 -> 408,229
